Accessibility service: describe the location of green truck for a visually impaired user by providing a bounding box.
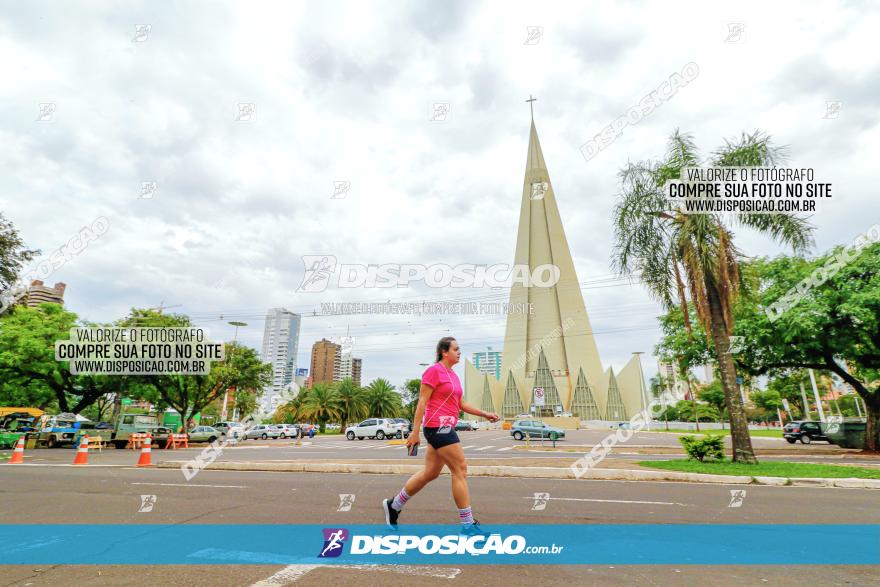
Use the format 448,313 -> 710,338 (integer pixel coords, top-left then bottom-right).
0,412 -> 38,449
106,412 -> 171,449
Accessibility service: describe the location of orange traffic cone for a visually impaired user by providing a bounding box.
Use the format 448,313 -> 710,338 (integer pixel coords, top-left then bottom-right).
136,434 -> 153,467
72,435 -> 90,465
8,436 -> 26,464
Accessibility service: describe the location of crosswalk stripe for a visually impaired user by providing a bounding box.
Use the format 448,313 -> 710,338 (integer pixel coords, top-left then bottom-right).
474,446 -> 495,451
461,445 -> 476,449
498,446 -> 514,451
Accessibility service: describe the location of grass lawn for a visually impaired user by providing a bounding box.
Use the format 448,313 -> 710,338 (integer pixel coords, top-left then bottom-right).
638,459 -> 880,479
648,428 -> 783,438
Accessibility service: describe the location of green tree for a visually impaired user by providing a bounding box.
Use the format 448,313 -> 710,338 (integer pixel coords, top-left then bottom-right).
118,309 -> 271,431
335,377 -> 367,431
299,383 -> 340,432
364,378 -> 402,418
0,212 -> 38,297
733,245 -> 880,451
0,304 -> 135,413
751,389 -> 782,414
613,129 -> 813,462
698,380 -> 727,423
400,378 -> 421,421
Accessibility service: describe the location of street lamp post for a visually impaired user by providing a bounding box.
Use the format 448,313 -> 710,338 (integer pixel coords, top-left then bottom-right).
222,321 -> 247,421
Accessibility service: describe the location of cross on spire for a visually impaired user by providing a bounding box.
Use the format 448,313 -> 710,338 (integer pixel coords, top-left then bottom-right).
526,95 -> 537,121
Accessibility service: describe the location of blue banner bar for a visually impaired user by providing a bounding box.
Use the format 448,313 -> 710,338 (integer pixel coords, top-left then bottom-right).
2,524 -> 877,565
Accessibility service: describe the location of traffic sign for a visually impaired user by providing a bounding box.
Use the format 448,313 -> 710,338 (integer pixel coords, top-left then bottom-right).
533,387 -> 545,406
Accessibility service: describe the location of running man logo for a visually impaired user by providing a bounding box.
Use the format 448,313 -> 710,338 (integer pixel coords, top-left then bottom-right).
337,494 -> 356,512
728,489 -> 747,508
138,494 -> 157,513
298,255 -> 338,292
437,415 -> 455,434
531,492 -> 550,511
318,528 -> 349,558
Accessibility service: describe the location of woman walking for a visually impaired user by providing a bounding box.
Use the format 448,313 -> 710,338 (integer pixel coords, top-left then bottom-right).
382,336 -> 500,534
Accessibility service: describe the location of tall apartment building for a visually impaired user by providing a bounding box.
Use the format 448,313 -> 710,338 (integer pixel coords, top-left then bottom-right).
473,350 -> 502,380
311,338 -> 363,386
26,280 -> 66,307
310,338 -> 341,385
657,360 -> 688,400
260,308 -> 301,412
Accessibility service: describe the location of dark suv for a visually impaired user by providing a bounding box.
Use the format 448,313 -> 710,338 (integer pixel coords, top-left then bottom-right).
783,421 -> 831,444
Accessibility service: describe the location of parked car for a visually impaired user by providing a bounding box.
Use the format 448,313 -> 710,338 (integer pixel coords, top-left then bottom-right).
455,420 -> 477,431
391,418 -> 412,433
213,421 -> 241,438
188,426 -> 221,444
276,424 -> 300,438
783,421 -> 831,444
510,419 -> 565,441
346,418 -> 406,440
242,424 -> 281,440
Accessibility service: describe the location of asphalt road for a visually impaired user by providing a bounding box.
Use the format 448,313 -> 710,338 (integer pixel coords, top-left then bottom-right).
5,429 -> 877,467
2,461 -> 879,585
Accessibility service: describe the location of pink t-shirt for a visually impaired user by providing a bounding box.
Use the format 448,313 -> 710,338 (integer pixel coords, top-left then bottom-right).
421,362 -> 462,428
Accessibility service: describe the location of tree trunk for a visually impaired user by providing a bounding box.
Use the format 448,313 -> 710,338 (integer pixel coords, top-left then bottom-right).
706,282 -> 757,463
864,393 -> 879,453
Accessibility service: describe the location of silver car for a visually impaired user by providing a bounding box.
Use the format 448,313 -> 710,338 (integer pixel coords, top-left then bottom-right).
188,426 -> 222,444
243,424 -> 281,440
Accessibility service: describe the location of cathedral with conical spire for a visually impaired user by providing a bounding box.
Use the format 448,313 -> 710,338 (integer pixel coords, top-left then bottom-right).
463,102 -> 648,423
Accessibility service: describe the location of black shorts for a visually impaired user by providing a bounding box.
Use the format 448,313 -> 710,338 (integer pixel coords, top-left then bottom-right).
422,427 -> 461,450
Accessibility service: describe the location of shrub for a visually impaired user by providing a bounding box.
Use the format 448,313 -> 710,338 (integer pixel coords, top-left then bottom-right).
680,434 -> 725,462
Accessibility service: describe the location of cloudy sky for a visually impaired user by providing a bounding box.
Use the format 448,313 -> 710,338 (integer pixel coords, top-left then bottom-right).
2,0 -> 877,389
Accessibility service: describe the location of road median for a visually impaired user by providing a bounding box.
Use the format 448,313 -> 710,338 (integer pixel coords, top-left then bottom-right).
156,459 -> 880,489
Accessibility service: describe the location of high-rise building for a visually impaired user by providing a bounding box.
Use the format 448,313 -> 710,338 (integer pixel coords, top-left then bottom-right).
310,338 -> 341,385
463,109 -> 646,421
473,350 -> 502,380
351,358 -> 362,386
260,308 -> 301,412
26,280 -> 66,307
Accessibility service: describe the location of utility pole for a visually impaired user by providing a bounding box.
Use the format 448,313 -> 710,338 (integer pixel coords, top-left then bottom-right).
222,321 -> 247,421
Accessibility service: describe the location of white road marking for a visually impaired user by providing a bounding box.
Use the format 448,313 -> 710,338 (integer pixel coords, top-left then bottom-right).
460,445 -> 477,450
251,562 -> 461,585
523,496 -> 688,506
498,446 -> 514,452
474,446 -> 495,451
131,482 -> 246,488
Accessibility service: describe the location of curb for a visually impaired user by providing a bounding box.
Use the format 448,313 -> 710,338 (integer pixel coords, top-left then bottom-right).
156,460 -> 880,489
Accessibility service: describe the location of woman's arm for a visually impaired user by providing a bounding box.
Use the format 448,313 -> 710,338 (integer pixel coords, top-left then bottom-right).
460,400 -> 500,422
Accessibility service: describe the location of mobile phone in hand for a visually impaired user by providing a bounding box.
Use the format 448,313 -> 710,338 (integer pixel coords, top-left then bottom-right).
407,442 -> 418,457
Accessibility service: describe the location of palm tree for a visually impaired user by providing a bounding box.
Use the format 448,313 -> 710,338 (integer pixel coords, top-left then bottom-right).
613,130 -> 813,463
335,377 -> 368,432
364,378 -> 402,418
299,383 -> 341,433
274,387 -> 310,423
